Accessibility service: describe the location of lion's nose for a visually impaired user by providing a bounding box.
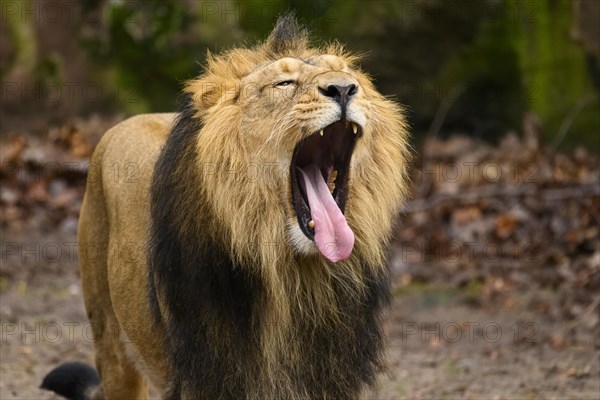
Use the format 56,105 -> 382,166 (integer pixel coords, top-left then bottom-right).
318,84 -> 358,108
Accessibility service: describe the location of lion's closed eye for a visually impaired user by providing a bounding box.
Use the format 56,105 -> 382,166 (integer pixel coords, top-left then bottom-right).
274,80 -> 296,87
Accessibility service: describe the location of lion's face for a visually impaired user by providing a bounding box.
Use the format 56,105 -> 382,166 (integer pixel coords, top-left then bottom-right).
237,55 -> 377,262
186,23 -> 409,267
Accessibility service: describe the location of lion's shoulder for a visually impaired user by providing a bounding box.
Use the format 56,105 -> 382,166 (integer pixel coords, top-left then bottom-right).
105,113 -> 177,146
93,112 -> 177,177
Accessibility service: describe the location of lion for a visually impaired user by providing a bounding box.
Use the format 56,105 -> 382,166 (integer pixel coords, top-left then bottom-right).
42,14 -> 410,400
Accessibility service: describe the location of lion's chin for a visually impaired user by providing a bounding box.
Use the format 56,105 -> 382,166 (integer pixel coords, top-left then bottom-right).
287,221 -> 319,256
289,119 -> 362,262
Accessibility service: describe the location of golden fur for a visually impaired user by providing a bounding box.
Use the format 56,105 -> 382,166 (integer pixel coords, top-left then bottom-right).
48,15 -> 410,400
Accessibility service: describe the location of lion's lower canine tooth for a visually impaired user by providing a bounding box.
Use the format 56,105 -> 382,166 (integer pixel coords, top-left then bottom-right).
319,129 -> 324,136
308,220 -> 315,228
327,170 -> 337,193
352,123 -> 358,134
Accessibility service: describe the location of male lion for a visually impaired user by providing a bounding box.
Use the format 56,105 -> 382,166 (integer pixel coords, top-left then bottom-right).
42,14 -> 410,400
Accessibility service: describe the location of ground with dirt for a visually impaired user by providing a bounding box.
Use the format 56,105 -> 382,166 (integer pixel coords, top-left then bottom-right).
1,118 -> 599,399
1,241 -> 598,399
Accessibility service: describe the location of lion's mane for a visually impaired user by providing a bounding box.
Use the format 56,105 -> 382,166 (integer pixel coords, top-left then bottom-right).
148,15 -> 410,399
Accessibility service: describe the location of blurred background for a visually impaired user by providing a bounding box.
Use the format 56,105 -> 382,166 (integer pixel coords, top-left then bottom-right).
1,1 -> 599,399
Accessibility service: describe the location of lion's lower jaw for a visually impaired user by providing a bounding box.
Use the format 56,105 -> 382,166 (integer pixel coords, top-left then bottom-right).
287,219 -> 318,255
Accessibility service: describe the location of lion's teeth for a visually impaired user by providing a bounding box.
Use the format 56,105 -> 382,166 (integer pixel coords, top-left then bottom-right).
352,123 -> 358,134
308,220 -> 315,229
327,170 -> 337,193
319,129 -> 324,136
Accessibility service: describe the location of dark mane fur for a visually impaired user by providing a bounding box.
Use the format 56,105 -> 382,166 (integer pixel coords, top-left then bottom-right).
266,12 -> 309,57
148,95 -> 267,398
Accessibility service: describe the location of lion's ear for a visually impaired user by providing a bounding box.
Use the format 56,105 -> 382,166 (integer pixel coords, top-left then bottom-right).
265,12 -> 309,56
185,76 -> 238,112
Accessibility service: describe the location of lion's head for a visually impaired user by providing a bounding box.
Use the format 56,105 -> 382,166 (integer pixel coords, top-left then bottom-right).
184,15 -> 409,271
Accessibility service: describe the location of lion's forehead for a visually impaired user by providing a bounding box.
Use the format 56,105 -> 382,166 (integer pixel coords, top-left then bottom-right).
251,55 -> 350,81
276,55 -> 347,71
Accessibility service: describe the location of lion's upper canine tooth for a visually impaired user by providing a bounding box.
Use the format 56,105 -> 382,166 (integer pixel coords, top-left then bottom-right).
352,123 -> 358,134
308,220 -> 315,229
319,129 -> 324,136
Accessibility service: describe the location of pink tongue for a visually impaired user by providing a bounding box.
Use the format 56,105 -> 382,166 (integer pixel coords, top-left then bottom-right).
299,164 -> 354,263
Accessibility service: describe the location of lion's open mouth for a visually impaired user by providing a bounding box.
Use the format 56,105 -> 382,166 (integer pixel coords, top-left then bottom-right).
290,120 -> 362,262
